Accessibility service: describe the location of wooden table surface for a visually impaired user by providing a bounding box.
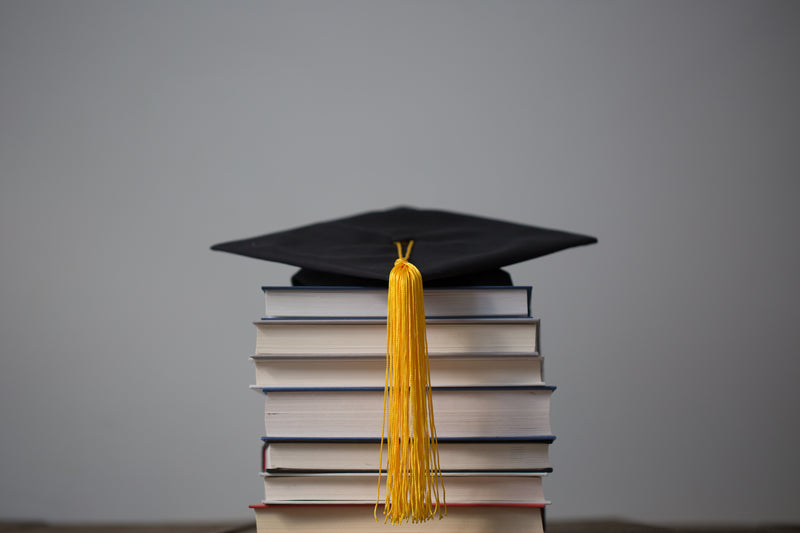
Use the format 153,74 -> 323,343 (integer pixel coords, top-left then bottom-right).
2,521 -> 799,533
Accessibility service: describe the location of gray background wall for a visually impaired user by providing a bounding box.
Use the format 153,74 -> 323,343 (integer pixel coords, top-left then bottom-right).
1,0 -> 798,525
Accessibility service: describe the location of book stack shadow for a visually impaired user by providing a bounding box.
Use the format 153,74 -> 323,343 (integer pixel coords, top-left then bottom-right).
249,285 -> 554,533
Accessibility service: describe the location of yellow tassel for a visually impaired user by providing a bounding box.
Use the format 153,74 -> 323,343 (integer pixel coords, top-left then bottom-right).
376,241 -> 446,524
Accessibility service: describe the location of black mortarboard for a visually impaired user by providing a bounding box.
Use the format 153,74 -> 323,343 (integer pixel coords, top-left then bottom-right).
211,206 -> 597,286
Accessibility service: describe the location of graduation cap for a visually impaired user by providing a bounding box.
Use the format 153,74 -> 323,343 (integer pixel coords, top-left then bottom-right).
211,206 -> 597,287
212,206 -> 596,524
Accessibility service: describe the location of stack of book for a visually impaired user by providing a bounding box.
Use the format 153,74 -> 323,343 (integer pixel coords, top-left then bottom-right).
249,285 -> 554,533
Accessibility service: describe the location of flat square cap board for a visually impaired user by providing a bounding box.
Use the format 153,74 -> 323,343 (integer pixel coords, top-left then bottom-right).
211,206 -> 597,286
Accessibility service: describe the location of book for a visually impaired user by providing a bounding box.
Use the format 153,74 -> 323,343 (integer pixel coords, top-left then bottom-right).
250,503 -> 545,533
254,386 -> 554,439
260,472 -> 548,504
262,285 -> 532,318
262,437 -> 554,473
254,317 -> 539,355
251,353 -> 543,388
